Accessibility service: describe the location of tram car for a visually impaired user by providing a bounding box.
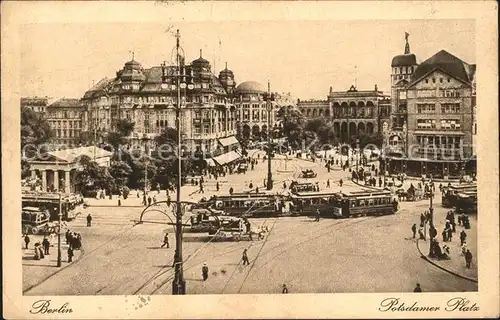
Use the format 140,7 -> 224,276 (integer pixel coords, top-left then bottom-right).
202,193 -> 280,217
290,190 -> 397,218
22,192 -> 85,221
441,183 -> 477,208
454,191 -> 477,214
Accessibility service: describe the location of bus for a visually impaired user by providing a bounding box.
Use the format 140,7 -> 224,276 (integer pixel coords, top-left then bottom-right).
290,190 -> 397,218
200,192 -> 281,217
21,192 -> 85,221
441,183 -> 477,208
22,207 -> 50,234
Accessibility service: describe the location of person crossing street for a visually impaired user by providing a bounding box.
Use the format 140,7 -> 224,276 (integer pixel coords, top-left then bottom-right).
161,233 -> 170,248
242,249 -> 250,265
86,214 -> 92,227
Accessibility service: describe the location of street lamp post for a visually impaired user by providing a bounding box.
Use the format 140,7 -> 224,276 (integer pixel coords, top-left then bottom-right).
142,135 -> 149,196
57,192 -> 62,267
161,29 -> 194,295
264,81 -> 275,190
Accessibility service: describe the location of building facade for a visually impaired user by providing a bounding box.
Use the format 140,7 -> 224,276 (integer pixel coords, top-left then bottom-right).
45,98 -> 86,147
82,52 -> 242,156
297,85 -> 391,143
383,34 -> 476,178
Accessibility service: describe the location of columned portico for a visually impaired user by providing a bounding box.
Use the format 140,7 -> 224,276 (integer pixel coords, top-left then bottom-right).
65,170 -> 71,194
41,170 -> 47,191
54,170 -> 59,191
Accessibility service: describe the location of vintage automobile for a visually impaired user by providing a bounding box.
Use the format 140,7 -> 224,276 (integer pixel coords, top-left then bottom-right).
237,162 -> 248,173
301,169 -> 317,178
22,207 -> 50,235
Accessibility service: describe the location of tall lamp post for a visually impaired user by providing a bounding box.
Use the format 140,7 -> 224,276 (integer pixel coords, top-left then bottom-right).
161,29 -> 194,295
57,192 -> 62,267
142,135 -> 150,196
264,81 -> 275,190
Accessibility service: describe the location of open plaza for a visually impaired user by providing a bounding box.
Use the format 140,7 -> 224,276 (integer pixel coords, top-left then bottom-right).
23,149 -> 477,295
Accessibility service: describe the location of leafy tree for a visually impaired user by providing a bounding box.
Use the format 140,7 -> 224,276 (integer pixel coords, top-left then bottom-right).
109,160 -> 133,187
21,106 -> 53,157
74,155 -> 114,194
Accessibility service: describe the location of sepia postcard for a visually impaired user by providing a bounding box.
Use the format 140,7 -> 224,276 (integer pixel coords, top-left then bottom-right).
2,1 -> 499,319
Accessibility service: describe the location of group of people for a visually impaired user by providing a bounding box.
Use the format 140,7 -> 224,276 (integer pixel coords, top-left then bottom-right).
25,234 -> 54,260
412,208 -> 474,269
65,229 -> 83,262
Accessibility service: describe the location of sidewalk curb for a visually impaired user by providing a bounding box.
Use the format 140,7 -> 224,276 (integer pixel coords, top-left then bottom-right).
415,239 -> 477,283
23,248 -> 86,294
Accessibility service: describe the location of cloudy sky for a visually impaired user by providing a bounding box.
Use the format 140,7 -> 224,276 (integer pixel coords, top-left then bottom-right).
20,14 -> 474,100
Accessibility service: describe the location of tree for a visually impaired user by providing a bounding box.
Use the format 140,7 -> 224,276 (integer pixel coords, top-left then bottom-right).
104,119 -> 135,149
21,106 -> 53,157
74,155 -> 113,194
109,160 -> 133,187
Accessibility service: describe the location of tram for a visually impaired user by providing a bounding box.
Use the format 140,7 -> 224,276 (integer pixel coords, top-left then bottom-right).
200,192 -> 281,217
21,207 -> 50,235
454,191 -> 477,214
22,192 -> 85,221
441,183 -> 477,208
290,190 -> 397,218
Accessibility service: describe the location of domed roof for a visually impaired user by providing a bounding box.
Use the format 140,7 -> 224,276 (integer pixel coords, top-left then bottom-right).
192,49 -> 210,67
219,62 -> 234,76
124,59 -> 144,70
391,54 -> 417,67
235,81 -> 265,94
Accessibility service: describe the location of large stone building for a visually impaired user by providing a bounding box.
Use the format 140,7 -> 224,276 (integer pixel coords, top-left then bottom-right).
45,98 -> 86,147
21,96 -> 85,147
297,85 -> 391,143
383,34 -> 476,178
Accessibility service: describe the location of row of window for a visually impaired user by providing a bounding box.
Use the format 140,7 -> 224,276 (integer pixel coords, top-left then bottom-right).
416,136 -> 462,148
48,111 -> 82,119
416,119 -> 461,130
416,103 -> 461,114
424,77 -> 453,85
54,130 -> 80,138
50,121 -> 81,129
394,66 -> 414,75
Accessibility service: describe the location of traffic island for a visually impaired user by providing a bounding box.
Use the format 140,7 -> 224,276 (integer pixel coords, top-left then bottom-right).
416,239 -> 477,283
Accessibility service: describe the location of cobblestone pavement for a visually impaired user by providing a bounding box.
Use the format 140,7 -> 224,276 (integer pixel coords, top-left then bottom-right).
23,150 -> 477,295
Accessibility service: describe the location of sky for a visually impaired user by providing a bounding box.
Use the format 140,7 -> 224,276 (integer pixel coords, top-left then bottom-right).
20,19 -> 475,100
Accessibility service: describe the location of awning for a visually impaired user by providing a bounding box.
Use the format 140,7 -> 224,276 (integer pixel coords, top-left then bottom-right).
213,151 -> 241,166
205,158 -> 216,167
218,135 -> 240,147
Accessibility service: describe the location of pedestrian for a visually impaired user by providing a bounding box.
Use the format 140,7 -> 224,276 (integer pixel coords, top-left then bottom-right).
23,234 -> 30,249
411,223 -> 417,239
42,236 -> 50,255
465,249 -> 473,268
142,194 -> 147,206
418,228 -> 426,241
256,187 -> 259,193
282,284 -> 289,294
315,208 -> 320,222
229,187 -> 234,195
447,228 -> 453,242
86,214 -> 92,227
202,263 -> 209,281
137,191 -> 140,198
153,195 -> 157,204
442,229 -> 447,242
249,182 -> 253,189
413,283 -> 422,292
199,182 -> 204,193
118,198 -> 122,206
37,243 -> 45,259
460,230 -> 467,246
67,246 -> 74,263
339,179 -> 343,187
148,196 -> 152,206
283,181 -> 287,189
65,229 -> 70,244
326,179 -> 330,188
242,249 -> 250,265
161,233 -> 170,248
216,181 -> 220,192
